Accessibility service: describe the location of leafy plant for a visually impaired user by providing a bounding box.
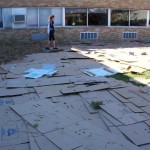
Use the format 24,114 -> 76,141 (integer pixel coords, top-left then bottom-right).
90,101 -> 102,109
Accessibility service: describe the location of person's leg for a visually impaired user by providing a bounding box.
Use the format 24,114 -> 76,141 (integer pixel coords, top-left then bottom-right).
53,40 -> 55,48
46,40 -> 50,48
45,33 -> 51,50
52,33 -> 58,49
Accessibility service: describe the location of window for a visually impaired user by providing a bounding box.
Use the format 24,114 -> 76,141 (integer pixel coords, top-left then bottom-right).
2,8 -> 12,29
0,8 -> 3,28
27,8 -> 38,27
12,8 -> 27,29
65,8 -> 87,26
130,10 -> 147,26
14,15 -> 26,22
39,8 -> 51,26
111,10 -> 129,26
88,8 -> 108,26
51,8 -> 62,26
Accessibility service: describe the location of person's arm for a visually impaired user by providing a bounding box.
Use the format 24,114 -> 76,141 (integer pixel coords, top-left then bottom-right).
47,21 -> 50,34
52,21 -> 54,30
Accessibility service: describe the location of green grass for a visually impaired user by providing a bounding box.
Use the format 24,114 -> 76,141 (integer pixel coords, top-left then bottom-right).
108,71 -> 150,87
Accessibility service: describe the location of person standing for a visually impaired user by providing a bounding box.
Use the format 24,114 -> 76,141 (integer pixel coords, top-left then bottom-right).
45,15 -> 58,50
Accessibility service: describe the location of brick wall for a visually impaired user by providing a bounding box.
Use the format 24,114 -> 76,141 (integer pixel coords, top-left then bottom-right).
0,27 -> 149,44
0,0 -> 150,9
0,0 -> 150,44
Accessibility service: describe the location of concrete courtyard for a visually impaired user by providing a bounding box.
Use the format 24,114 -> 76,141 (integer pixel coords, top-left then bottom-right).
0,41 -> 150,150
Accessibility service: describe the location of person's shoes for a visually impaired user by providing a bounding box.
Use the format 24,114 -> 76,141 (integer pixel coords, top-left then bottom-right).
45,47 -> 50,50
53,47 -> 58,50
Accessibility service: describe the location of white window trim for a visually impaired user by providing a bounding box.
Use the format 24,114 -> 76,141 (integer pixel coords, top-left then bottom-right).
62,7 -> 65,27
129,9 -> 131,26
12,8 -> 14,29
1,7 -> 150,29
37,8 -> 40,27
108,9 -> 111,27
147,10 -> 149,27
87,8 -> 88,27
1,8 -> 4,29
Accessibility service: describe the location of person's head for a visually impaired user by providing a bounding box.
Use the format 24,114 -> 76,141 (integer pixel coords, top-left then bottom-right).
48,15 -> 54,21
48,15 -> 55,21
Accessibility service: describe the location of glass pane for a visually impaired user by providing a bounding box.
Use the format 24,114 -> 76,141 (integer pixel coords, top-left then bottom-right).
111,10 -> 129,26
51,8 -> 62,26
27,8 -> 38,27
0,8 -> 3,28
39,8 -> 51,26
130,10 -> 147,26
88,8 -> 108,26
2,8 -> 12,29
65,8 -> 87,26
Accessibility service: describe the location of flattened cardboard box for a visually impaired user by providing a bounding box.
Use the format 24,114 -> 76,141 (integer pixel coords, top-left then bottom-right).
124,103 -> 143,113
45,120 -> 140,150
119,122 -> 150,146
0,88 -> 29,97
6,78 -> 27,88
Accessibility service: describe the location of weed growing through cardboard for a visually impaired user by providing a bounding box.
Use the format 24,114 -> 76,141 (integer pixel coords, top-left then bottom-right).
90,101 -> 102,109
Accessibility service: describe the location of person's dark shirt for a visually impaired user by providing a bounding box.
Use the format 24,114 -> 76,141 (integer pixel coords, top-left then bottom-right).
49,20 -> 54,33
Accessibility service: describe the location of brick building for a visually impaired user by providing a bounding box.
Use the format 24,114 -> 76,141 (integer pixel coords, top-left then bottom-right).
0,0 -> 150,43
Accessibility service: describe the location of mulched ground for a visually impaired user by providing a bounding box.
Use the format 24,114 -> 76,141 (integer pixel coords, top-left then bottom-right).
0,41 -> 46,64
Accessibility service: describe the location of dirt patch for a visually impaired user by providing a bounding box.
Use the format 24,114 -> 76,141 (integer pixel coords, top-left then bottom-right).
0,40 -> 45,64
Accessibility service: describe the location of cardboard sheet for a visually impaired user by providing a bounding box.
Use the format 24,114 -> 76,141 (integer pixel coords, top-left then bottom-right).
109,90 -> 129,103
125,103 -> 143,113
45,120 -> 140,150
1,143 -> 30,150
34,85 -> 64,98
11,100 -> 82,133
99,110 -> 123,126
0,88 -> 29,97
6,78 -> 27,88
83,67 -> 120,77
128,96 -> 150,107
113,88 -> 136,99
119,122 -> 150,146
0,120 -> 29,147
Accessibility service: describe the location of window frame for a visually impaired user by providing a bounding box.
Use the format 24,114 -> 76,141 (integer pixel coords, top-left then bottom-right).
88,8 -> 109,26
65,8 -> 88,27
26,7 -> 39,28
0,8 -> 3,29
110,9 -> 130,27
129,9 -> 147,27
110,9 -> 149,28
0,7 -> 150,29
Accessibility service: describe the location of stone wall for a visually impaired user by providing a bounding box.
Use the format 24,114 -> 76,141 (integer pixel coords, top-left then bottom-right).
1,0 -> 150,44
0,27 -> 149,44
0,0 -> 150,9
